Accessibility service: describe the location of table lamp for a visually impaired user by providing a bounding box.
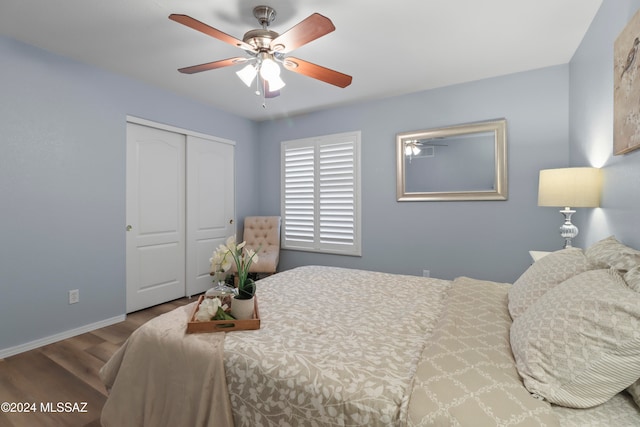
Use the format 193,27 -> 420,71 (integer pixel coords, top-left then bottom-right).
538,167 -> 602,248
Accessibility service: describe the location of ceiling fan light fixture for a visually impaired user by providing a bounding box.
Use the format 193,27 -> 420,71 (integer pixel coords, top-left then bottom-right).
404,143 -> 421,156
236,63 -> 257,87
267,74 -> 286,91
260,57 -> 281,81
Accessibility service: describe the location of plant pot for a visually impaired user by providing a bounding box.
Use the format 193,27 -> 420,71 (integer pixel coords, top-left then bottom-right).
231,296 -> 255,320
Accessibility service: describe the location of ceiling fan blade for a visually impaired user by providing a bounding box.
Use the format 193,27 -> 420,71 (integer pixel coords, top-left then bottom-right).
270,13 -> 335,53
283,57 -> 352,88
178,57 -> 248,74
169,14 -> 254,51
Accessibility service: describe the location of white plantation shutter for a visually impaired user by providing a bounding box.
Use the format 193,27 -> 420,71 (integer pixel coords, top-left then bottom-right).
319,141 -> 355,247
283,145 -> 315,246
281,131 -> 361,256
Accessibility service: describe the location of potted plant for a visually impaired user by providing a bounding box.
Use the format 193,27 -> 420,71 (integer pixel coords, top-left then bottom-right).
210,235 -> 260,319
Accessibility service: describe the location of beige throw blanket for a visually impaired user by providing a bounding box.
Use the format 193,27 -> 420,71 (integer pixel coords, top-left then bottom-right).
99,304 -> 234,427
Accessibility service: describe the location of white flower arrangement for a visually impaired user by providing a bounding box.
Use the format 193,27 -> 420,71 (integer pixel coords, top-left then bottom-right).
210,235 -> 260,300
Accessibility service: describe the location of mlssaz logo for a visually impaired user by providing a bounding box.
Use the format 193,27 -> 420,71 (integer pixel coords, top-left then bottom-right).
40,402 -> 88,413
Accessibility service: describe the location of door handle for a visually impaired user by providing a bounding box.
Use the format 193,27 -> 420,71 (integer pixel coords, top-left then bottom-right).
126,225 -> 133,231
229,219 -> 234,224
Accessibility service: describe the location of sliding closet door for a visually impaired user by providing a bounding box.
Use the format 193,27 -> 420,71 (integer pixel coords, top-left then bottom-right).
126,123 -> 186,312
185,135 -> 235,296
126,120 -> 236,312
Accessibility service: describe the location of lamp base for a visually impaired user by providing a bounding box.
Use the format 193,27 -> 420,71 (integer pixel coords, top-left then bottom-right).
559,207 -> 578,248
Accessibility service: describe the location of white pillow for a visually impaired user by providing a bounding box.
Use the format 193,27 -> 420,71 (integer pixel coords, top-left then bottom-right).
508,248 -> 588,320
585,235 -> 640,271
510,268 -> 640,408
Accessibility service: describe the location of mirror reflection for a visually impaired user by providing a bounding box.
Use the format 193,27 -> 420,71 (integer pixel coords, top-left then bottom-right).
396,119 -> 507,201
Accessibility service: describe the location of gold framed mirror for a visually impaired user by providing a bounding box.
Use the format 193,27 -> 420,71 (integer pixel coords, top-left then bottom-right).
396,119 -> 508,201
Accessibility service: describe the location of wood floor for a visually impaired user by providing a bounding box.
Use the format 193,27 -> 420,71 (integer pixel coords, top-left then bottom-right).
0,297 -> 195,427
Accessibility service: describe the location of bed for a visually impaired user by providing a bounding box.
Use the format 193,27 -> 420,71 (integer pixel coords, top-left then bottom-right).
100,236 -> 640,426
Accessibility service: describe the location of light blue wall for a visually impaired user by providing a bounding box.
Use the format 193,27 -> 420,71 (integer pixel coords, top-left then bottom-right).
256,66 -> 570,282
7,0 -> 638,354
0,36 -> 258,351
570,0 -> 640,250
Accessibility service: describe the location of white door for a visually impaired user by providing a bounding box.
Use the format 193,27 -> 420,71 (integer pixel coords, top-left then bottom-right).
185,135 -> 235,296
126,123 -> 186,312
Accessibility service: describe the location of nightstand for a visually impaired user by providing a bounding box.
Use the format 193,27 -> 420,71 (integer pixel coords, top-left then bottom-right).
529,251 -> 551,262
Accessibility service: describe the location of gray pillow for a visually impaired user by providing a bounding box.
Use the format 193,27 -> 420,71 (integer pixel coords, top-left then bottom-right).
510,268 -> 640,408
624,265 -> 640,292
628,380 -> 640,408
508,248 -> 588,320
624,267 -> 640,407
585,235 -> 640,271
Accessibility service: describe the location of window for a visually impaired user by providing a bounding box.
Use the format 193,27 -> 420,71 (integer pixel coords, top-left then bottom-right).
281,131 -> 361,256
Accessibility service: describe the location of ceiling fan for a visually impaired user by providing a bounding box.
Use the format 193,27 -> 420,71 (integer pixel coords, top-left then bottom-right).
169,5 -> 352,99
404,139 -> 448,158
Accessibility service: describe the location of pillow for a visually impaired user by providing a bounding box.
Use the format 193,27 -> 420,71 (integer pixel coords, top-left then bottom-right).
585,235 -> 640,271
624,268 -> 640,408
624,265 -> 640,293
508,248 -> 588,320
628,380 -> 640,408
510,268 -> 640,408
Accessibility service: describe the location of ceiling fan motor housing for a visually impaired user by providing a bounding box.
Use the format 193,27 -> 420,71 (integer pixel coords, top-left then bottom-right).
243,29 -> 279,51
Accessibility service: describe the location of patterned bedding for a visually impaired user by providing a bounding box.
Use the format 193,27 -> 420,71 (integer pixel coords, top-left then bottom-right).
100,265 -> 640,426
222,266 -> 452,426
407,275 -> 640,427
406,276 -> 558,426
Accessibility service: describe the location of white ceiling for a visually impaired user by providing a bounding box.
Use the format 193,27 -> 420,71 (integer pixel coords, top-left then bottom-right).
1,0 -> 602,122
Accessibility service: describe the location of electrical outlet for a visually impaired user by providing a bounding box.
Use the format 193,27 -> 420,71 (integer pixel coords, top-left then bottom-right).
68,289 -> 79,304
422,269 -> 430,278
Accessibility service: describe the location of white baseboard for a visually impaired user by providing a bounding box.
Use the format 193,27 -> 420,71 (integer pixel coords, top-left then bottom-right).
0,314 -> 126,359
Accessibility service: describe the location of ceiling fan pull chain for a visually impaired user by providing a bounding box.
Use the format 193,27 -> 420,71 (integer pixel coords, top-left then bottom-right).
262,77 -> 267,108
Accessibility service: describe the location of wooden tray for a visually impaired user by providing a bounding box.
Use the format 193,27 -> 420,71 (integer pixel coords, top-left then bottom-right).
186,295 -> 260,334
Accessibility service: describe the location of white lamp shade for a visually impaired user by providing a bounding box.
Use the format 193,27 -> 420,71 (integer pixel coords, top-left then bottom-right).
266,74 -> 286,91
404,144 -> 421,156
538,167 -> 602,208
259,58 -> 281,80
236,64 -> 257,87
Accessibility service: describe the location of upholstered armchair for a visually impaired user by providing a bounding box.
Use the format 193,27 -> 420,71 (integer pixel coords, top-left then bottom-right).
239,216 -> 281,276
